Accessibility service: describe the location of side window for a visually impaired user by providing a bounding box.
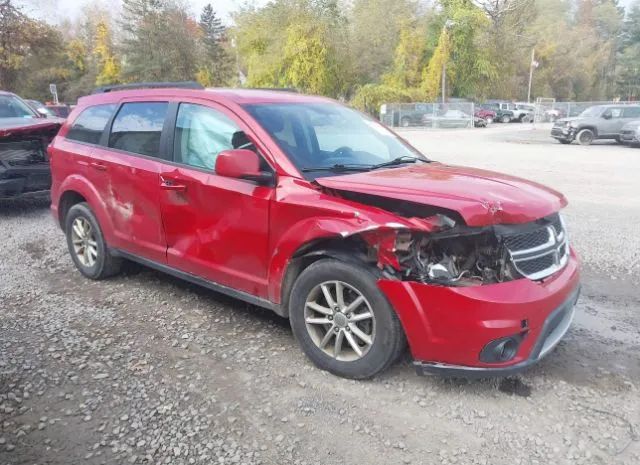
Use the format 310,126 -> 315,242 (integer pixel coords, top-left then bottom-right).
108,102 -> 168,157
609,108 -> 623,119
623,107 -> 640,118
66,104 -> 117,144
174,103 -> 246,171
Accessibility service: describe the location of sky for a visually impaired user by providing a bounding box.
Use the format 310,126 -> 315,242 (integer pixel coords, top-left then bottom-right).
16,0 -> 267,24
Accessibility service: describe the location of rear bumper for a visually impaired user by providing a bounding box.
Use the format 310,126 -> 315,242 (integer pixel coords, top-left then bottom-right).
378,249 -> 580,376
0,163 -> 51,199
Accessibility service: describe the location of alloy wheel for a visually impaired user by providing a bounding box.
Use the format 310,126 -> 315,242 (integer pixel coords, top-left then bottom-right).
70,217 -> 98,267
304,280 -> 376,362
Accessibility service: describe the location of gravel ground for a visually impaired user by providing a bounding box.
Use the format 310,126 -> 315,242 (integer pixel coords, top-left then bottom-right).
1,125 -> 639,465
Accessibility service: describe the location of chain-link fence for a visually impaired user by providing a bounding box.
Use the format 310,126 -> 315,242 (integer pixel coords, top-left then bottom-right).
533,98 -> 639,123
381,102 -> 476,129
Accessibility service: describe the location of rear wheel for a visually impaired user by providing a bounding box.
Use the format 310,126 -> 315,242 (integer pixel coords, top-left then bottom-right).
65,202 -> 122,280
576,128 -> 594,146
400,117 -> 411,128
289,259 -> 405,379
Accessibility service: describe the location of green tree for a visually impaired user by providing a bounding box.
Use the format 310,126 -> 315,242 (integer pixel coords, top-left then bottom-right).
197,3 -> 233,87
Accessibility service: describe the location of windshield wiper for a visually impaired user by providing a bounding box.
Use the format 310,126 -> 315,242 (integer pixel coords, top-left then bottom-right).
301,164 -> 372,173
369,155 -> 426,170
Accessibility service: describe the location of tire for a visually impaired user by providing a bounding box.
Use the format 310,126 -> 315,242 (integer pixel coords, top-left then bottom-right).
400,117 -> 410,128
501,115 -> 511,123
289,259 -> 406,379
614,136 -> 622,144
485,117 -> 493,124
576,128 -> 594,146
65,202 -> 122,280
559,139 -> 572,145
520,115 -> 532,123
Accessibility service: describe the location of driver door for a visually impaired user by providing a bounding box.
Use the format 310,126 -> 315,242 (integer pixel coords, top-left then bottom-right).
600,107 -> 625,137
158,100 -> 274,298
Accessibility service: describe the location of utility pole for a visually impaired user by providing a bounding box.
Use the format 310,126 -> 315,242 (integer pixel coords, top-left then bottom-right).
527,48 -> 538,103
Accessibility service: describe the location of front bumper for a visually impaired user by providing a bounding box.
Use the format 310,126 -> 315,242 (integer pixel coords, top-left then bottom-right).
551,126 -> 575,141
378,249 -> 580,377
620,131 -> 640,145
0,163 -> 51,199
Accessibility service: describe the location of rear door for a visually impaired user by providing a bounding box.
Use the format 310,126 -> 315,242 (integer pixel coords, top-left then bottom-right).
91,100 -> 170,263
158,100 -> 273,297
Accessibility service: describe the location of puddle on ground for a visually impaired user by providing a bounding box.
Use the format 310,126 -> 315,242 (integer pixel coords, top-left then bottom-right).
498,377 -> 532,397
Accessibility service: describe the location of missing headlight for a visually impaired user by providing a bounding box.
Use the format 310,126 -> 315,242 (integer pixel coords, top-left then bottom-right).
396,229 -> 519,286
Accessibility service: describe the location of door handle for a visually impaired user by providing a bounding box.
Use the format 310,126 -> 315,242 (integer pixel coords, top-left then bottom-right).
90,162 -> 107,171
160,177 -> 187,192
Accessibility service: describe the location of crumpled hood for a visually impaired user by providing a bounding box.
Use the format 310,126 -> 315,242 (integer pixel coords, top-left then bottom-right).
315,162 -> 567,227
0,118 -> 62,138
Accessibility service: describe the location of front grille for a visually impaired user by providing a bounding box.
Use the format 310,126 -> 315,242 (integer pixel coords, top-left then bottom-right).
503,228 -> 550,251
516,253 -> 555,275
501,215 -> 569,281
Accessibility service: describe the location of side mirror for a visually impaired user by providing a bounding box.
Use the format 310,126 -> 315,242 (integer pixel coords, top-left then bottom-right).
36,108 -> 49,117
215,149 -> 275,186
602,113 -> 612,120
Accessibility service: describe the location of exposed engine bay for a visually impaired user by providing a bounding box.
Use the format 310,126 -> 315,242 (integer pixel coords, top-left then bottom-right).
359,212 -> 568,287
394,227 -> 518,286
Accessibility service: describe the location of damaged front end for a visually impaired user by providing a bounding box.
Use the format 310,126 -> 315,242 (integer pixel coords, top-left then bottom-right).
0,120 -> 61,199
367,213 -> 569,287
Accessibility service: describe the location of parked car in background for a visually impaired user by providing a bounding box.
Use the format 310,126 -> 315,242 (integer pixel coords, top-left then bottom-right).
619,120 -> 640,147
478,103 -> 515,123
398,103 -> 435,127
46,104 -> 71,118
486,101 -> 533,122
26,99 -> 55,118
551,104 -> 640,145
474,116 -> 488,128
0,91 -> 62,198
474,108 -> 496,124
50,83 -> 579,379
421,109 -> 473,128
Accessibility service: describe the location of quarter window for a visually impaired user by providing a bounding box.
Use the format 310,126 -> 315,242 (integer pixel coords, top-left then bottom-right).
109,102 -> 168,157
66,104 -> 117,145
174,103 -> 247,171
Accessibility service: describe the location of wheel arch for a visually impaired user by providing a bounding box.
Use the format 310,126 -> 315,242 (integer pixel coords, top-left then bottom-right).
56,175 -> 116,244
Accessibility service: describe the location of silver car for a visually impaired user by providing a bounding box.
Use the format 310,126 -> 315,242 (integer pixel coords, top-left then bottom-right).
551,104 -> 640,145
620,120 -> 640,147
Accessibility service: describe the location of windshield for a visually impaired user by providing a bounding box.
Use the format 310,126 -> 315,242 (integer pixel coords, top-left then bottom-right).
0,94 -> 38,119
243,102 -> 427,177
579,106 -> 604,118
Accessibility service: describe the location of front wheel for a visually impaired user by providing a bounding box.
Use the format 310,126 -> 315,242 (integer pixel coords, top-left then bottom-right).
501,115 -> 511,123
289,259 -> 406,379
400,117 -> 411,128
65,202 -> 122,280
576,128 -> 594,146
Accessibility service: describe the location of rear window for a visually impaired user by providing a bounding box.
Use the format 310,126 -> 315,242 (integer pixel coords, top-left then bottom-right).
66,104 -> 117,145
108,102 -> 168,157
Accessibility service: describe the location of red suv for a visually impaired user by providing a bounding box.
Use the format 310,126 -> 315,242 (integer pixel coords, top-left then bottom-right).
49,84 -> 580,379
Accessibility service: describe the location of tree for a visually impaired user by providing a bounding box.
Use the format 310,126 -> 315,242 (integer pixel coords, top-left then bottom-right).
348,0 -> 418,85
383,20 -> 428,89
281,20 -> 341,95
120,0 -> 198,82
94,20 -> 120,86
197,4 -> 233,87
421,27 -> 450,100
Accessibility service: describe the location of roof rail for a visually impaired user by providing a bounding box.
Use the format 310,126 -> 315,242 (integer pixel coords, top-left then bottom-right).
92,81 -> 204,94
247,87 -> 299,93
